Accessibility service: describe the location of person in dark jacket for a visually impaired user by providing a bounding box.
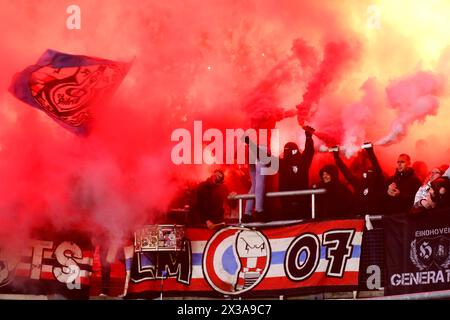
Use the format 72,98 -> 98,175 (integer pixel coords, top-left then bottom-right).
197,170 -> 229,229
331,142 -> 385,216
385,154 -> 422,214
279,126 -> 315,220
314,164 -> 355,220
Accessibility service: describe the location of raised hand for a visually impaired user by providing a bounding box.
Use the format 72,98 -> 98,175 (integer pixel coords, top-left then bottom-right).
303,125 -> 315,137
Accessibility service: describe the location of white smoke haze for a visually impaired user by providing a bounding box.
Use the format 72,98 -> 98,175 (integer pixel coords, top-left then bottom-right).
341,78 -> 384,158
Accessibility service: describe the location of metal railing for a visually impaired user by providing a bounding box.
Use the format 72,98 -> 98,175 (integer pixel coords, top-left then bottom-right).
228,188 -> 327,223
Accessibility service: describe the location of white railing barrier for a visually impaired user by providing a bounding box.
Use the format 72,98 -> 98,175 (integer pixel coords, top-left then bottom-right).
228,189 -> 327,223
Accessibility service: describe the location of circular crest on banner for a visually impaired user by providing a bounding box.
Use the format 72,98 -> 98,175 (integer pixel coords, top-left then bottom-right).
203,226 -> 271,295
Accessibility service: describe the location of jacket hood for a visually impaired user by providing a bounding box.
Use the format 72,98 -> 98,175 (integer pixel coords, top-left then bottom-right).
283,142 -> 301,159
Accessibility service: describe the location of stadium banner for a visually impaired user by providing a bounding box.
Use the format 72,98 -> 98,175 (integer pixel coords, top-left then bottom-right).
384,209 -> 450,295
0,231 -> 94,299
126,219 -> 364,298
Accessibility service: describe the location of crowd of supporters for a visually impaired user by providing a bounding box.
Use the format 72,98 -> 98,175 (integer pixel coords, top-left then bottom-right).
170,127 -> 450,229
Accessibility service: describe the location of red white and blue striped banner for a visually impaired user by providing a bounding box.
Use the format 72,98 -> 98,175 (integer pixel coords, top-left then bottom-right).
0,232 -> 94,299
127,219 -> 365,298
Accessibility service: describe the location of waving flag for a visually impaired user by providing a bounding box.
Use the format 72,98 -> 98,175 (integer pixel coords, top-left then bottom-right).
9,49 -> 131,135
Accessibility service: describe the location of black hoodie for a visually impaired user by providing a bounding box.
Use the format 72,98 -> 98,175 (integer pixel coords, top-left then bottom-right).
278,135 -> 315,219
334,147 -> 385,215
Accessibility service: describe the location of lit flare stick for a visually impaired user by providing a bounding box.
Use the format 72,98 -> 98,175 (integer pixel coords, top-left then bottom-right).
318,141 -> 377,154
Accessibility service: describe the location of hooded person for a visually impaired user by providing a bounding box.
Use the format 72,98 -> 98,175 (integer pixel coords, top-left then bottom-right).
313,164 -> 355,220
331,143 -> 386,216
428,177 -> 450,210
278,126 -> 315,220
196,169 -> 229,229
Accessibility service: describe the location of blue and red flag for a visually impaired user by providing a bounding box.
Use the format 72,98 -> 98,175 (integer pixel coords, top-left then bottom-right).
9,49 -> 131,135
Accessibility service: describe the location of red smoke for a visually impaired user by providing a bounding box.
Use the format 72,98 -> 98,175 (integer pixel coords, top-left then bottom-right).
376,71 -> 442,146
296,40 -> 361,126
1,0 -> 450,251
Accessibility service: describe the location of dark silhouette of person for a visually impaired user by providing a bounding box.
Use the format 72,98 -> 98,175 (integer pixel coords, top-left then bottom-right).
332,143 -> 385,215
385,154 -> 421,214
314,164 -> 355,220
196,170 -> 229,229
